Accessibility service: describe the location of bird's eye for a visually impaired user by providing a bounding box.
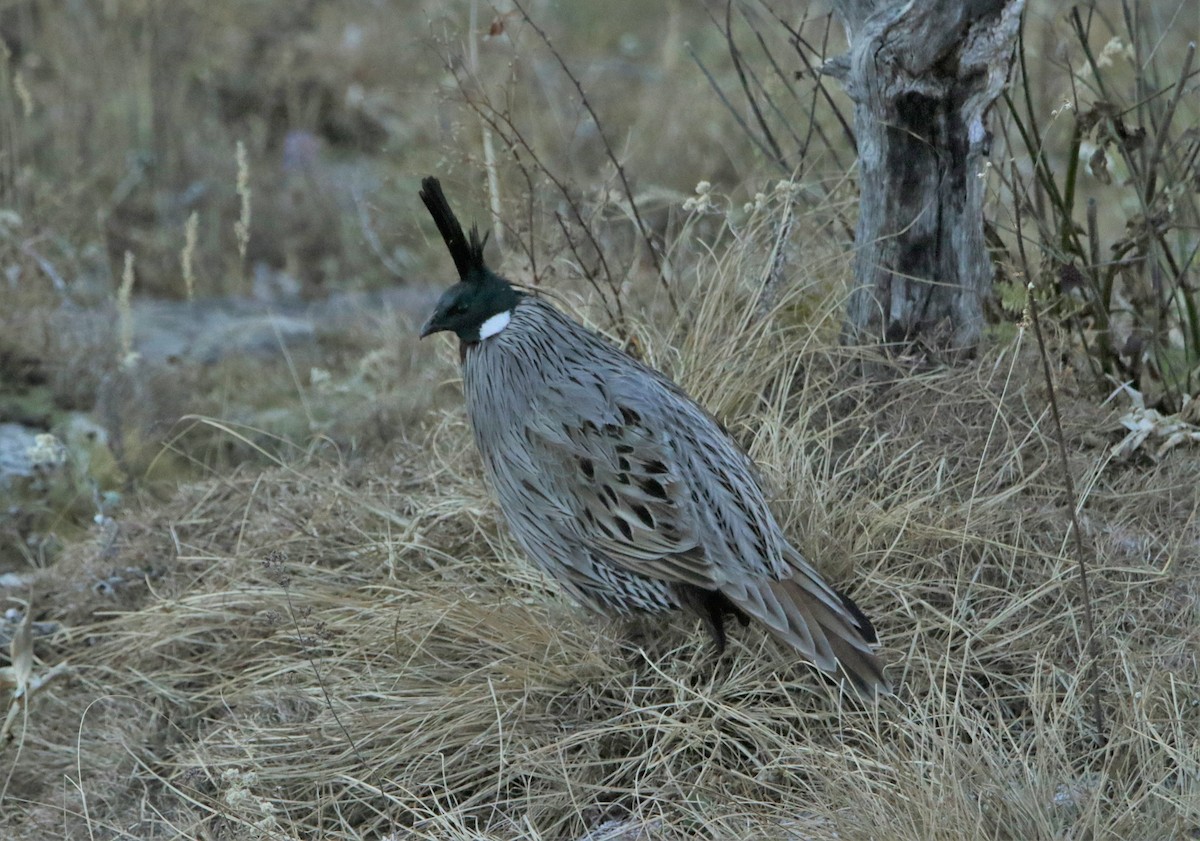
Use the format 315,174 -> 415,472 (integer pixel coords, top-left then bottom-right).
446,302 -> 467,317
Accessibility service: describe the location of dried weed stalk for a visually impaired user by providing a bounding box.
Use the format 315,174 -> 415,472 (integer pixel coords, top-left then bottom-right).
999,4 -> 1200,410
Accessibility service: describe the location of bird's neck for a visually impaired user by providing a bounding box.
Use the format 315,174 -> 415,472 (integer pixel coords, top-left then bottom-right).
477,309 -> 512,339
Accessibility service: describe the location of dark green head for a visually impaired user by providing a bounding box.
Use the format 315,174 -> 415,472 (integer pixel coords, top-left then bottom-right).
419,270 -> 522,341
418,177 -> 522,343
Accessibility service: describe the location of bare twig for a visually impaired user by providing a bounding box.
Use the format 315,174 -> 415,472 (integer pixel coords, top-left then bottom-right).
446,58 -> 623,321
755,188 -> 795,319
555,210 -> 626,331
350,179 -> 404,278
723,0 -> 787,171
510,0 -> 675,311
740,4 -> 823,169
469,0 -> 505,254
688,43 -> 781,165
1143,40 -> 1195,205
775,8 -> 857,156
261,550 -> 414,813
1012,165 -> 1106,745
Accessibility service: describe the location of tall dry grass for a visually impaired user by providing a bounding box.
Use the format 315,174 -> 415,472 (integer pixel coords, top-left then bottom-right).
2,2 -> 1199,838
4,187 -> 1198,839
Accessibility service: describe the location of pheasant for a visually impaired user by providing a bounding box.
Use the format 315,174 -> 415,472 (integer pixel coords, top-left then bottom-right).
417,176 -> 890,696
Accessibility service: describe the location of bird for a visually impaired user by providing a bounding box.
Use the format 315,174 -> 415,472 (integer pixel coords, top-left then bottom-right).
417,176 -> 890,697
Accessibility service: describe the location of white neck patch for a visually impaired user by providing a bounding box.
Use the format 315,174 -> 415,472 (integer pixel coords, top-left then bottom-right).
478,309 -> 512,340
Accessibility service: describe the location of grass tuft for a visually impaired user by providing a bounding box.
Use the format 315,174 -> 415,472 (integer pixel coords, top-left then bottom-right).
4,193 -> 1198,839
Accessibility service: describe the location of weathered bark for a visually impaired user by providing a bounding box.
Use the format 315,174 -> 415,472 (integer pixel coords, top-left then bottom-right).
827,0 -> 1023,353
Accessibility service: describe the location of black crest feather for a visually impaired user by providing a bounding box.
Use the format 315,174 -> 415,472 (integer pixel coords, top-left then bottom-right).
419,176 -> 488,282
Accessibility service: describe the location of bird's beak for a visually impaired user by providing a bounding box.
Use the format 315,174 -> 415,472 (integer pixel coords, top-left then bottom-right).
418,315 -> 436,339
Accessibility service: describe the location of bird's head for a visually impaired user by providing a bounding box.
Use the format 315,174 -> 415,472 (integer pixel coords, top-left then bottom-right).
418,177 -> 521,343
419,271 -> 521,342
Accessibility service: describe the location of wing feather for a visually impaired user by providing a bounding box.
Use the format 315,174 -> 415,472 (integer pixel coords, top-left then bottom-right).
524,381 -> 717,588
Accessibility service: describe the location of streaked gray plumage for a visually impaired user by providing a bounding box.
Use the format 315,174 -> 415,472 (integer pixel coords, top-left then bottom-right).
418,176 -> 889,697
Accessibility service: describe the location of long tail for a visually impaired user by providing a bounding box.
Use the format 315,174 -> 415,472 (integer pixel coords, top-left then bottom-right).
721,551 -> 891,698
419,176 -> 488,281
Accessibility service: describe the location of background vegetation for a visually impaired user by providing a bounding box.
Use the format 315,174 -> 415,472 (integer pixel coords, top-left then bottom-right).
1,1 -> 1197,838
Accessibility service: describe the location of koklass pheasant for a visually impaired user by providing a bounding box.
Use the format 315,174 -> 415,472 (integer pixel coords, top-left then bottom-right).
418,176 -> 889,696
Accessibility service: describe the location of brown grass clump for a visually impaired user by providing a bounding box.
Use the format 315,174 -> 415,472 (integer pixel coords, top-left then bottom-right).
2,192 -> 1198,840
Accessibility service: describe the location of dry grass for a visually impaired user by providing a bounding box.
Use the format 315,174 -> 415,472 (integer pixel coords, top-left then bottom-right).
3,192 -> 1198,840
0,0 -> 782,512
3,2 -> 1199,838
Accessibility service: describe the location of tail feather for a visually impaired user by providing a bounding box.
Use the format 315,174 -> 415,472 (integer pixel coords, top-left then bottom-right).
772,579 -> 834,668
834,586 -> 879,645
827,631 -> 890,698
735,578 -> 786,633
725,574 -> 891,698
419,176 -> 488,281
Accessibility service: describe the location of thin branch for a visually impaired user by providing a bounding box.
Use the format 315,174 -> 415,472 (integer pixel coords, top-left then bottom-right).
1012,164 -> 1107,746
510,0 -> 676,312
350,179 -> 404,278
687,43 -> 781,165
555,210 -> 625,331
723,0 -> 788,170
447,59 -> 622,319
778,10 -> 857,155
1143,40 -> 1195,204
755,190 -> 795,318
744,3 -> 847,173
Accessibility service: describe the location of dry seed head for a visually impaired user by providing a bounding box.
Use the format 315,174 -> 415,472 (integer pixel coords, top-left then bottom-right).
772,179 -> 799,196
234,140 -> 251,264
1095,37 -> 1132,70
27,434 -> 67,471
683,181 -> 717,213
1049,100 -> 1074,120
743,191 -> 767,214
118,251 -> 139,369
181,210 -> 199,300
12,71 -> 32,117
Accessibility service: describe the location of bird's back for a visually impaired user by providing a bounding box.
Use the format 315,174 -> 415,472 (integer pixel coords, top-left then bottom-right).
460,296 -> 889,696
464,297 -> 781,573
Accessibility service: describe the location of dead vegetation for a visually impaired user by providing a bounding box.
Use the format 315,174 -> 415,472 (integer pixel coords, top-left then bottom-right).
3,1 -> 1199,838
4,195 -> 1199,838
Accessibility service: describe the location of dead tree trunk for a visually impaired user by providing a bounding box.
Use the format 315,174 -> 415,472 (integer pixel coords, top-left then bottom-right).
826,0 -> 1023,353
